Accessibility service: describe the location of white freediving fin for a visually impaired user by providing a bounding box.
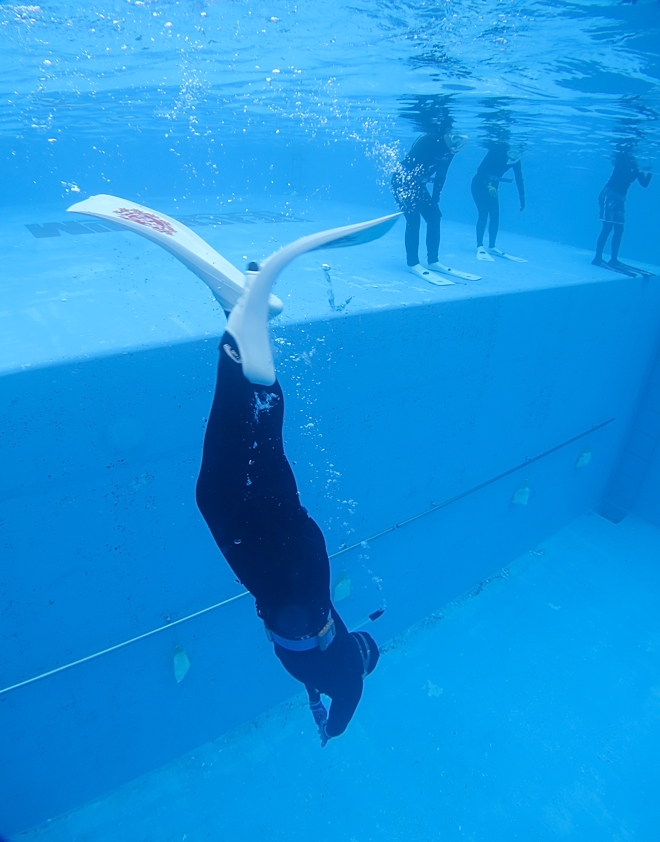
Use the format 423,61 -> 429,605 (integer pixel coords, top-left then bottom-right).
227,211 -> 401,385
408,264 -> 454,285
66,194 -> 284,317
488,247 -> 528,263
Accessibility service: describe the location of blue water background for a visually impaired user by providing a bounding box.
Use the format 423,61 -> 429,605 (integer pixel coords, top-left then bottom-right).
2,0 -> 660,838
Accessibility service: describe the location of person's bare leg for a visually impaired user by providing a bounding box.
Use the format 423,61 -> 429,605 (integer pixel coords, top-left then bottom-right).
609,223 -> 624,264
593,221 -> 613,264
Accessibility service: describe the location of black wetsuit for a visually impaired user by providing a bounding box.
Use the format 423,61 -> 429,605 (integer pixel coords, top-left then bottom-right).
196,334 -> 369,738
471,146 -> 525,249
391,133 -> 455,266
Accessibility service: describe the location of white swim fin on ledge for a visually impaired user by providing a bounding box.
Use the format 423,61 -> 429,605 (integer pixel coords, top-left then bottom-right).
67,194 -> 284,318
227,211 -> 401,385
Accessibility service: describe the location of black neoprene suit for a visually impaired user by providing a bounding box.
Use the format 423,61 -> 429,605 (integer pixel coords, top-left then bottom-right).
391,133 -> 455,266
196,333 -> 365,737
471,146 -> 525,248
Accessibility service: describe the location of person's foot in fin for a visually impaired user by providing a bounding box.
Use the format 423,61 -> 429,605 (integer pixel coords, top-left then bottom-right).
227,212 -> 401,385
591,256 -> 636,277
607,258 -> 630,272
408,263 -> 435,280
476,246 -> 494,261
488,246 -> 528,263
226,261 -> 278,386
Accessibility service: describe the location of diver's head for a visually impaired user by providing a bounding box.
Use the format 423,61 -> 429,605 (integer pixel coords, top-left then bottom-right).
507,143 -> 524,165
351,631 -> 380,677
428,115 -> 453,139
446,132 -> 468,154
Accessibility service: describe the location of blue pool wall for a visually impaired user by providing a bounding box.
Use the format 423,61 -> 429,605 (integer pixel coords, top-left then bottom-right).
2,135 -> 658,264
3,275 -> 660,834
625,348 -> 660,528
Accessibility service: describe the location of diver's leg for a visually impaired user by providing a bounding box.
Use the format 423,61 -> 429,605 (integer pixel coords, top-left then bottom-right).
476,206 -> 488,249
404,207 -> 438,280
195,334 -> 301,555
404,210 -> 422,267
472,181 -> 494,261
392,171 -> 421,268
419,195 -> 441,265
488,195 -> 500,249
610,223 -> 624,263
594,222 -> 613,263
472,181 -> 488,248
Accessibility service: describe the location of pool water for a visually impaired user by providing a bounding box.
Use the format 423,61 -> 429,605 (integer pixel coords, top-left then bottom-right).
2,0 -> 660,839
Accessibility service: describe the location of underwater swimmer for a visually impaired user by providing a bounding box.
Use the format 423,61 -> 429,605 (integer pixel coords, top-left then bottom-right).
68,195 -> 399,746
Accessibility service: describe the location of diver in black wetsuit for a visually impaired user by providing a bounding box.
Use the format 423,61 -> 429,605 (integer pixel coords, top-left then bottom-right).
70,197 -> 395,748
196,333 -> 377,744
471,143 -> 525,261
391,120 -> 467,282
593,150 -> 652,274
195,221 -> 391,746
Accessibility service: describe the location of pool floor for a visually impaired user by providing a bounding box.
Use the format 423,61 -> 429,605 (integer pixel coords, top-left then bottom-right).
19,510 -> 660,841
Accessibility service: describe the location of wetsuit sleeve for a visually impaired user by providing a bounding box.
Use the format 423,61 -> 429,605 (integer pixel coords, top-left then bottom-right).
306,685 -> 321,705
431,151 -> 454,203
638,171 -> 652,188
326,675 -> 363,738
513,161 -> 526,208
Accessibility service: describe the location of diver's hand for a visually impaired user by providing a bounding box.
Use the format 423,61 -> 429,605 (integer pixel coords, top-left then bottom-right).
310,699 -> 328,728
520,199 -> 526,211
318,719 -> 330,748
310,699 -> 330,745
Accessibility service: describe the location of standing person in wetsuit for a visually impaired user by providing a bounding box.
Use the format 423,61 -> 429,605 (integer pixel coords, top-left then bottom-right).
592,149 -> 652,275
195,216 -> 399,747
391,120 -> 467,282
471,142 -> 526,262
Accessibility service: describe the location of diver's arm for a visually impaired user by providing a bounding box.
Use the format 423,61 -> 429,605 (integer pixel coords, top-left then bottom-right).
431,153 -> 454,204
638,170 -> 652,188
513,160 -> 526,210
431,168 -> 447,204
325,676 -> 363,739
306,685 -> 321,705
431,176 -> 443,205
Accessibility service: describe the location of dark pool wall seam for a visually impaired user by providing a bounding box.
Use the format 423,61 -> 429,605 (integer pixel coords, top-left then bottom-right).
2,281 -> 660,834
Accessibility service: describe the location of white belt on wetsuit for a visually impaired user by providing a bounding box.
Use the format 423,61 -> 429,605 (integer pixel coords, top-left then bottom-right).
265,615 -> 336,652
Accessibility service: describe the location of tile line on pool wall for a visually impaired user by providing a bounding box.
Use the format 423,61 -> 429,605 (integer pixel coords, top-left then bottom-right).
0,417 -> 614,698
332,416 -> 616,558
